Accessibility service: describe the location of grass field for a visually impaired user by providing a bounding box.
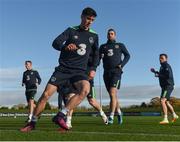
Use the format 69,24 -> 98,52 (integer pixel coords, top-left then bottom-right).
0,115 -> 180,141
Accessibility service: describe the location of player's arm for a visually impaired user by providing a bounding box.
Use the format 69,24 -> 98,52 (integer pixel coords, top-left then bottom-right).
150,68 -> 159,77
35,71 -> 41,85
118,44 -> 130,69
52,28 -> 71,51
22,72 -> 25,87
88,35 -> 99,79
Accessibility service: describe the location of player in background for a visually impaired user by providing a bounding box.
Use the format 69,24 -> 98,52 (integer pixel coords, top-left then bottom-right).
151,54 -> 179,124
22,60 -> 41,122
20,7 -> 99,132
99,29 -> 130,124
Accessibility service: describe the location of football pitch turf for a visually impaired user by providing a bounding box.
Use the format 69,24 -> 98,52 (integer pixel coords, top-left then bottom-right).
0,116 -> 180,141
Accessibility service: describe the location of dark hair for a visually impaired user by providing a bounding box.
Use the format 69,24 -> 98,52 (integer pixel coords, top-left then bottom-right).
108,28 -> 116,34
82,7 -> 97,17
25,60 -> 32,64
160,53 -> 168,59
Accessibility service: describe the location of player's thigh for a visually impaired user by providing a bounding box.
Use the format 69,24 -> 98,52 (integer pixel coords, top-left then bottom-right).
74,80 -> 90,96
42,84 -> 58,99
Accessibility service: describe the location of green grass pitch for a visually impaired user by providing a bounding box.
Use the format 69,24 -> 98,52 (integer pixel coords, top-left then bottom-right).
0,116 -> 180,141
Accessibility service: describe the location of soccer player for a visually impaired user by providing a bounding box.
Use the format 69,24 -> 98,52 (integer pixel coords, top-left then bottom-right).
99,29 -> 130,124
22,60 -> 41,122
151,54 -> 179,124
20,7 -> 99,132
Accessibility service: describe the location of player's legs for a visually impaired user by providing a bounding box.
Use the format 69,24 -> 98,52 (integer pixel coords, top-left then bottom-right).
53,80 -> 90,130
88,97 -> 108,124
116,98 -> 123,124
108,87 -> 118,123
166,101 -> 178,122
65,80 -> 90,111
65,93 -> 75,129
160,97 -> 169,124
28,99 -> 35,122
25,90 -> 36,122
20,84 -> 58,132
33,84 -> 57,118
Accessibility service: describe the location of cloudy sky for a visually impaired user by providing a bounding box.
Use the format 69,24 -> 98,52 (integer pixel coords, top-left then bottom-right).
0,0 -> 180,107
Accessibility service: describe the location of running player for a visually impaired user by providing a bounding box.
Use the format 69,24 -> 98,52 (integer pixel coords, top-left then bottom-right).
20,7 -> 99,132
22,60 -> 41,122
99,29 -> 130,124
151,54 -> 179,124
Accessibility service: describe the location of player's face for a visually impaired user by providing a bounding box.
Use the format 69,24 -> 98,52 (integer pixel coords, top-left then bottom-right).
107,31 -> 116,41
81,15 -> 95,30
25,62 -> 32,70
159,55 -> 167,63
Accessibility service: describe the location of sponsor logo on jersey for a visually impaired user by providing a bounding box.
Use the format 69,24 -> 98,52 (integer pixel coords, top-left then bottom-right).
89,37 -> 94,44
74,35 -> 78,39
50,76 -> 56,82
115,44 -> 119,49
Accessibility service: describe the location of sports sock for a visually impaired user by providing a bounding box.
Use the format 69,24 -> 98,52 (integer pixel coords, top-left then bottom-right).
61,108 -> 69,115
117,108 -> 122,115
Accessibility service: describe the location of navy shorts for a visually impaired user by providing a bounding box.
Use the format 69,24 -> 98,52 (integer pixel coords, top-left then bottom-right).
25,89 -> 37,102
103,68 -> 122,91
160,86 -> 174,101
48,66 -> 88,87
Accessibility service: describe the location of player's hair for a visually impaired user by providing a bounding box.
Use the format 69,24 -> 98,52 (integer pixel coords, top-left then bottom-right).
25,60 -> 32,64
82,7 -> 97,17
108,28 -> 116,35
160,53 -> 168,59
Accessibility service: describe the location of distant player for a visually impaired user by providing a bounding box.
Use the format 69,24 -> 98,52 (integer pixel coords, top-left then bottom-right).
99,29 -> 130,124
151,54 -> 178,124
20,7 -> 99,132
22,60 -> 41,122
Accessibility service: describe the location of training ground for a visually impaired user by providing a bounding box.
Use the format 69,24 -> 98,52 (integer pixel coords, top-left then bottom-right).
0,115 -> 180,141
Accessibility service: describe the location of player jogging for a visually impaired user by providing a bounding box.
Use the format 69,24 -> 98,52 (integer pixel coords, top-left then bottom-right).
151,53 -> 179,124
99,29 -> 130,124
22,60 -> 41,122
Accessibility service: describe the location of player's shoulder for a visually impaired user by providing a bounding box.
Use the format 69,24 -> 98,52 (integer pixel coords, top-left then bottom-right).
100,43 -> 107,48
70,26 -> 79,30
89,28 -> 98,35
116,42 -> 125,47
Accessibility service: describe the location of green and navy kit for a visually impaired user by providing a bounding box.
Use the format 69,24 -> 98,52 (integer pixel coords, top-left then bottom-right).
158,62 -> 174,88
52,26 -> 99,71
22,69 -> 41,90
99,40 -> 130,70
157,62 -> 174,100
100,40 -> 130,91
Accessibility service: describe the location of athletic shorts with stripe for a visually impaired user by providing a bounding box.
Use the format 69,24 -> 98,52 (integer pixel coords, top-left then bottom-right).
103,68 -> 122,92
160,85 -> 174,101
25,89 -> 37,102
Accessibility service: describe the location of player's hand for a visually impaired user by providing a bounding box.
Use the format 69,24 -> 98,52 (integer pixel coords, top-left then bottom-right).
66,43 -> 77,51
150,68 -> 156,73
88,70 -> 96,80
117,64 -> 122,69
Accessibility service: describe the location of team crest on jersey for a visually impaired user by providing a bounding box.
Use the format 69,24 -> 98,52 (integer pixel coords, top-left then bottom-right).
89,37 -> 94,44
31,72 -> 33,75
50,76 -> 56,82
115,44 -> 119,49
73,35 -> 78,39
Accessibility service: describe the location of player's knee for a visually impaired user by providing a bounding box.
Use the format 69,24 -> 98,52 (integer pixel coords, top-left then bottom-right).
88,98 -> 94,105
42,91 -> 51,101
160,98 -> 166,104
